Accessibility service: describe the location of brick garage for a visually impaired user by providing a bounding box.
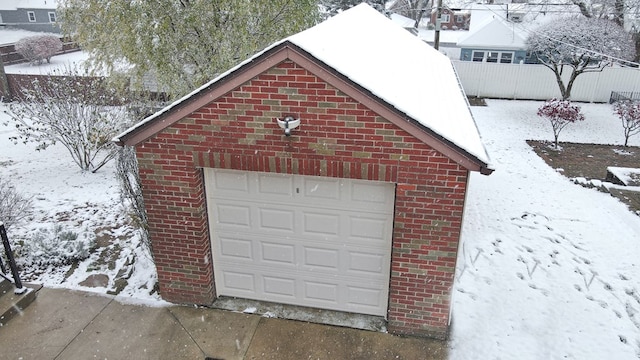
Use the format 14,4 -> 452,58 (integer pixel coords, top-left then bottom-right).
116,5 -> 491,339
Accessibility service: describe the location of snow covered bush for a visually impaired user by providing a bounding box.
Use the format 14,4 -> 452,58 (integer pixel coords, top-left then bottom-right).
537,98 -> 585,149
18,225 -> 95,267
612,100 -> 640,147
3,66 -> 131,173
15,35 -> 63,65
0,179 -> 33,231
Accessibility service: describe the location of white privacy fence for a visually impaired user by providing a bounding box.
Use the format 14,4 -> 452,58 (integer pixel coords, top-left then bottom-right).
452,60 -> 640,103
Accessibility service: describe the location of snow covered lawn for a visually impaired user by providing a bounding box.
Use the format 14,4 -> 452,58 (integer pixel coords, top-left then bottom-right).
450,100 -> 640,359
1,97 -> 639,357
0,103 -> 160,304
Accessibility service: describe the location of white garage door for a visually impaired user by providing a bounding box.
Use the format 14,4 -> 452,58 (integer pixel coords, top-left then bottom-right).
204,169 -> 395,317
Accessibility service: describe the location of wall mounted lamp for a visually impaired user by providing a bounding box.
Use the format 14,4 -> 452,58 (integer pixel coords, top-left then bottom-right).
276,116 -> 301,137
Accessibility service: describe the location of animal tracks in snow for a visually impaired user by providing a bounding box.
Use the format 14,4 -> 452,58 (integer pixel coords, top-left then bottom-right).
460,210 -> 640,354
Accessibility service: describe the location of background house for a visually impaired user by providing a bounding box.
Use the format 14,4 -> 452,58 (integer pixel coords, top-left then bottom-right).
0,0 -> 59,33
115,4 -> 491,339
430,6 -> 470,30
457,16 -> 529,64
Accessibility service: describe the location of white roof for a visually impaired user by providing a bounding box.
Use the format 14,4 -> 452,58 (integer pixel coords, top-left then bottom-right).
390,13 -> 416,28
117,4 -> 490,165
288,4 -> 489,164
457,16 -> 528,50
0,0 -> 57,10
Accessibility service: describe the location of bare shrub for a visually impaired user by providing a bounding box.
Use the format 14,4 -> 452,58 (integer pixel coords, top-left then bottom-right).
0,179 -> 33,231
4,65 -> 131,173
116,146 -> 151,254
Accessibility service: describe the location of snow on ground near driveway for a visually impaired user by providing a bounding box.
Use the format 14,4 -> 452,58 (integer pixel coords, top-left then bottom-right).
451,100 -> 640,359
0,103 -> 162,306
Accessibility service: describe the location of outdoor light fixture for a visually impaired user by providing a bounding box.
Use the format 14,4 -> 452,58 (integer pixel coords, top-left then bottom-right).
276,116 -> 300,137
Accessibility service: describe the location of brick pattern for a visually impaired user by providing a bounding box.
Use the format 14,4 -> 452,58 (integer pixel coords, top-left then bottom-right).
136,60 -> 468,338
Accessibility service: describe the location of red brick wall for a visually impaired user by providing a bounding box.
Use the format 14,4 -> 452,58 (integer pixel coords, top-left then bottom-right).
136,60 -> 469,338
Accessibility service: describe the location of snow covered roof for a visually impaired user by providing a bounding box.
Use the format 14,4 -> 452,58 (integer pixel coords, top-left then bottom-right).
0,0 -> 57,10
390,13 -> 416,28
115,3 -> 491,172
457,16 -> 528,50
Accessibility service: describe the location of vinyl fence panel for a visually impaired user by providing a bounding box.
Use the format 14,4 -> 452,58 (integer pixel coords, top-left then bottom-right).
452,61 -> 640,103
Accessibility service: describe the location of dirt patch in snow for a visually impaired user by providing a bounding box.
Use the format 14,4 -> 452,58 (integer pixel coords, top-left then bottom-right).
527,141 -> 640,215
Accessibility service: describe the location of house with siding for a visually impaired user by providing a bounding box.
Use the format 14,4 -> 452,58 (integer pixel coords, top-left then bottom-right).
0,0 -> 59,33
457,16 -> 529,64
430,6 -> 470,30
115,4 -> 492,339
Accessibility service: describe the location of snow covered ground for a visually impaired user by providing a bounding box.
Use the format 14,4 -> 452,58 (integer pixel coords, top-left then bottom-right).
450,100 -> 640,359
0,28 -> 60,45
1,92 -> 639,357
0,103 -> 161,305
3,51 -> 90,75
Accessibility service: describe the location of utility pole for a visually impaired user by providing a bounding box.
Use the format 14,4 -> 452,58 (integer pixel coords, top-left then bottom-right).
434,0 -> 443,50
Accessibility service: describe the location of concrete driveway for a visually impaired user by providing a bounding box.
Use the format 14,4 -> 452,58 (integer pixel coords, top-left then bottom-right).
0,287 -> 448,359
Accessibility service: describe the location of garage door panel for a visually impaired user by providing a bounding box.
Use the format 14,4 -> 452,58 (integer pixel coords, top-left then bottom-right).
261,242 -> 296,265
207,169 -> 393,317
263,276 -> 297,298
216,204 -> 251,228
304,247 -> 339,269
348,215 -> 390,243
302,177 -> 341,200
219,237 -> 253,260
347,286 -> 385,308
350,181 -> 394,208
348,251 -> 386,274
207,169 -> 250,193
302,212 -> 340,236
304,281 -> 338,302
221,271 -> 256,293
258,208 -> 295,232
258,173 -> 294,196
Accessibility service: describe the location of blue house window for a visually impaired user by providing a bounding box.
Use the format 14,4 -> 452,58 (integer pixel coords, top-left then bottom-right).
472,51 -> 484,62
500,53 -> 513,63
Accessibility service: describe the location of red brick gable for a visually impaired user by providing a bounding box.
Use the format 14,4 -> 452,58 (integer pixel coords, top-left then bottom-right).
119,42 -> 491,176
135,59 -> 469,338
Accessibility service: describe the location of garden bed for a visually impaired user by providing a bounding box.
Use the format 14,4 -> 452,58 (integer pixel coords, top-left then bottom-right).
527,141 -> 640,215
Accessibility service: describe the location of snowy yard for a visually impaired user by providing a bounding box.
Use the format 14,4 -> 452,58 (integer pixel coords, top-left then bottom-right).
450,100 -> 640,359
0,103 -> 161,305
1,96 -> 639,358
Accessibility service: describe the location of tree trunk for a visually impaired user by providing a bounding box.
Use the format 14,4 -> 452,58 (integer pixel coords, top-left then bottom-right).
572,0 -> 592,18
0,54 -> 11,102
614,0 -> 624,27
553,67 -> 568,100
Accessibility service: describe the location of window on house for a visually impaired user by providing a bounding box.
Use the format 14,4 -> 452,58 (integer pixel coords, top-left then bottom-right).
27,11 -> 36,22
48,12 -> 56,23
455,15 -> 464,23
500,53 -> 514,63
486,52 -> 499,63
441,14 -> 450,23
472,51 -> 484,62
